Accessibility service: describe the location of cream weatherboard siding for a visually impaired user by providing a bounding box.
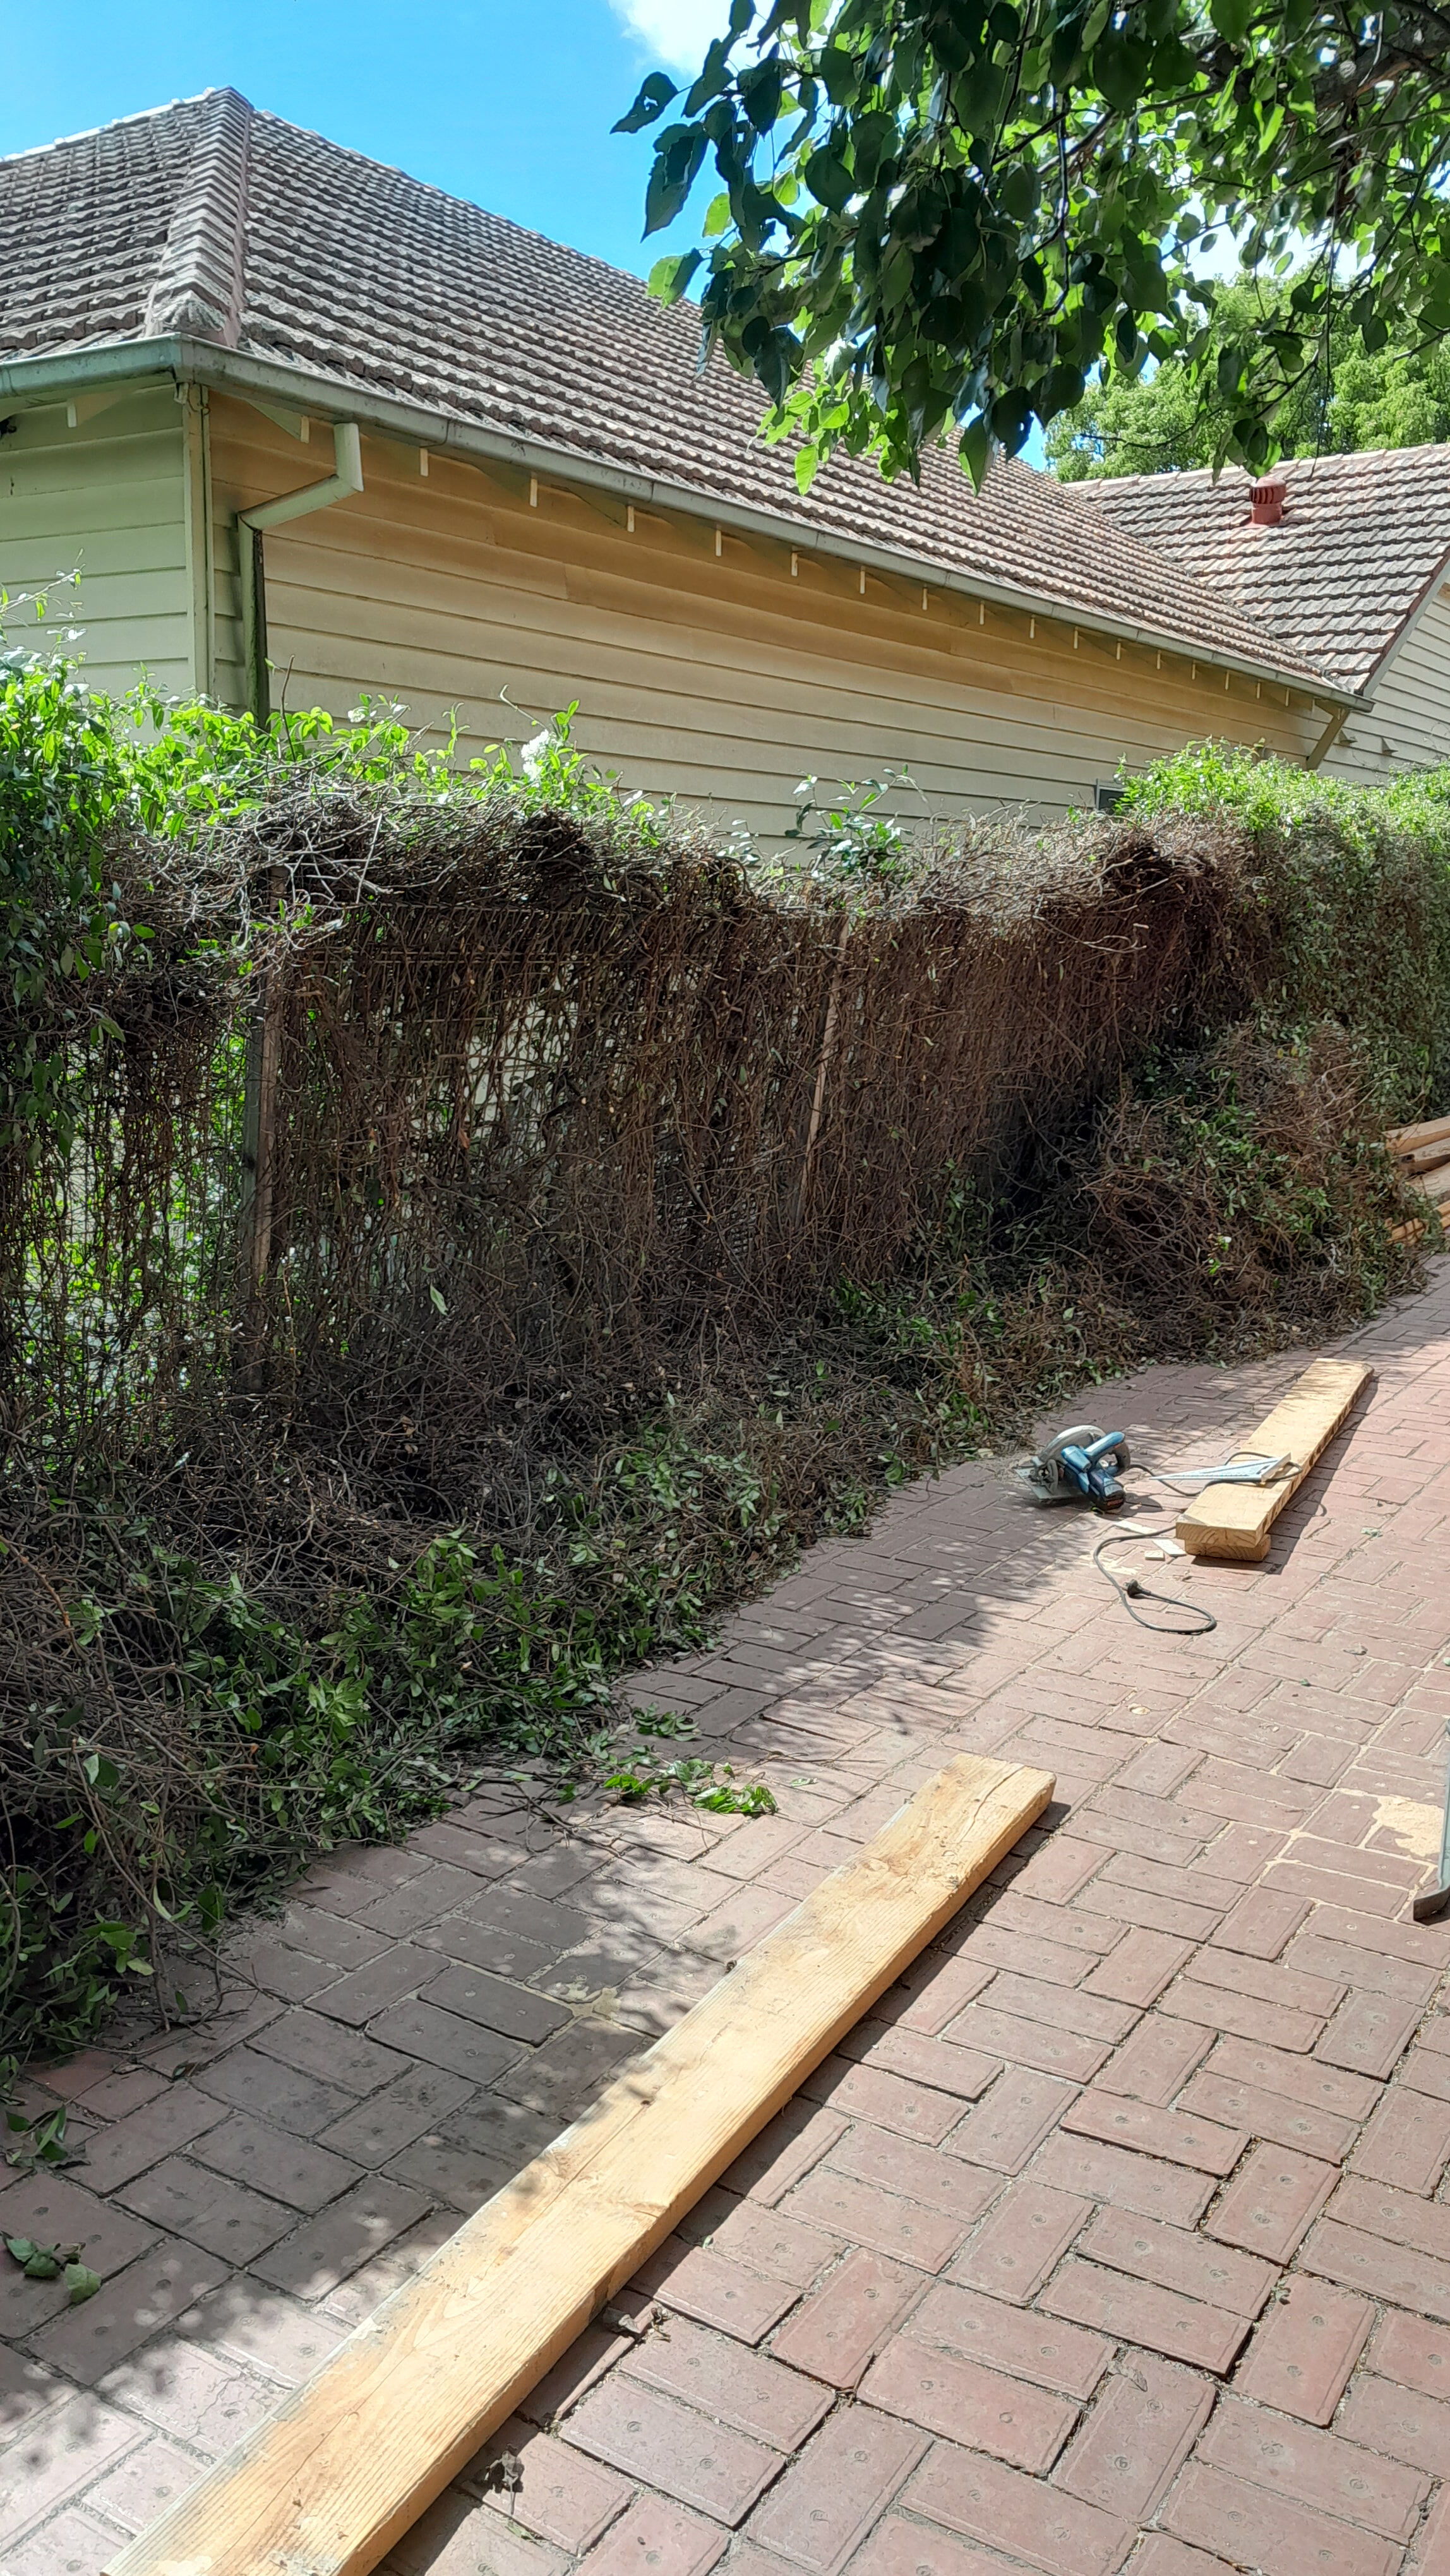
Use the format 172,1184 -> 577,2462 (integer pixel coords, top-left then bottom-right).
208,397 -> 1320,838
0,381 -> 1326,826
0,383 -> 199,701
1319,587 -> 1450,784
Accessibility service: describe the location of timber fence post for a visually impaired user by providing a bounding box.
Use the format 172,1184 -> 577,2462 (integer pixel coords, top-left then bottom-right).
238,866 -> 285,1364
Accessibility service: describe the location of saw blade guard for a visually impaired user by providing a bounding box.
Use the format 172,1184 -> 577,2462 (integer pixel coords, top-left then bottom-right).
1019,1425 -> 1132,1508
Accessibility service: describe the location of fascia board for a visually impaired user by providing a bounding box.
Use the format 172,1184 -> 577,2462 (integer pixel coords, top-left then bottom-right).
0,335 -> 1360,712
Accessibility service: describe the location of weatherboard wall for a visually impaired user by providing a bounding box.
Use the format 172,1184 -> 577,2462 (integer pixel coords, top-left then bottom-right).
1319,585 -> 1450,784
0,385 -> 195,702
207,396 -> 1319,831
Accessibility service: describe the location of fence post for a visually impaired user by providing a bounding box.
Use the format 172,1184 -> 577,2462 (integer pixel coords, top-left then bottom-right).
239,870 -> 284,1345
793,914 -> 851,1229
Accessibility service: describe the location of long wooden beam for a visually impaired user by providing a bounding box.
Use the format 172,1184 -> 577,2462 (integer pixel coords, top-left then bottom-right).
1175,1356 -> 1374,1562
107,1751 -> 1052,2576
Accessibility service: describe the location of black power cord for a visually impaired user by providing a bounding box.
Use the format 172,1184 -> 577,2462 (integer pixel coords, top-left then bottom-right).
1092,1522 -> 1218,1636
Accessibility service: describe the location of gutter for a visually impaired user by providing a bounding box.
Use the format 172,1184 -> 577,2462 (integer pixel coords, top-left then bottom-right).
237,420 -> 362,719
0,334 -> 1362,715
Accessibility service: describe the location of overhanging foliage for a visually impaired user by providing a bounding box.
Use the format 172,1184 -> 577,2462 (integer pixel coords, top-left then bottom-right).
623,0 -> 1450,487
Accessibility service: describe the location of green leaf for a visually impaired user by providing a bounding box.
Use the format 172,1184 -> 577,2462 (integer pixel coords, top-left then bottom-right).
817,44 -> 860,106
1092,29 -> 1153,110
9,2238 -> 63,2279
803,148 -> 853,212
430,1285 -> 448,1315
998,163 -> 1041,225
738,57 -> 784,131
613,71 -> 678,134
64,2262 -> 102,2305
746,323 -> 800,407
1040,361 -> 1088,419
685,39 -> 733,116
1209,0 -> 1253,40
989,387 -> 1034,453
649,247 -> 704,304
734,1782 -> 779,1815
959,416 -> 992,491
644,131 -> 709,236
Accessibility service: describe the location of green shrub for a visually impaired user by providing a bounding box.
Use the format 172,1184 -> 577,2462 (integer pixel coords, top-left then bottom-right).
1,641 -> 1444,2068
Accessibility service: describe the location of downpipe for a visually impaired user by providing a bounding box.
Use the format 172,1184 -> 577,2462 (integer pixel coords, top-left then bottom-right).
237,420 -> 362,720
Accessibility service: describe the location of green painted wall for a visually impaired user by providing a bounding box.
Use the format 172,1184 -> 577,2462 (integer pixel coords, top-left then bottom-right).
0,381 -> 198,701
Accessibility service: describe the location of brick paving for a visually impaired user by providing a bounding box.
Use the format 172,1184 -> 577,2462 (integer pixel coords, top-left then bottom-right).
3,1263 -> 1449,2575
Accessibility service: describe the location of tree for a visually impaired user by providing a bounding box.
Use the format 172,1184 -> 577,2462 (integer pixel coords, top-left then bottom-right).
1047,279 -> 1450,476
618,0 -> 1450,493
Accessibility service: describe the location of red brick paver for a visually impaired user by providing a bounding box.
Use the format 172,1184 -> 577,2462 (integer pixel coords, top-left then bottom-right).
4,1265 -> 1449,2575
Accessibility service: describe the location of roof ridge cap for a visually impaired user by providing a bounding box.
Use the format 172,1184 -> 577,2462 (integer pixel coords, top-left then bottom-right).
1070,463 -> 1238,496
142,88 -> 253,348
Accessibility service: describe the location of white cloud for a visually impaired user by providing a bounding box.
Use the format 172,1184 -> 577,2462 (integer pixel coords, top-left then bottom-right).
608,0 -> 727,74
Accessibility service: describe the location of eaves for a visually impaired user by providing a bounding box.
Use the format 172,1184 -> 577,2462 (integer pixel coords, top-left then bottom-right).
0,333 -> 1363,713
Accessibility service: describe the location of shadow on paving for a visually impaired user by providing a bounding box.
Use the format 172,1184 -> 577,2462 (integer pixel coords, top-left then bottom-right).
3,1261 -> 1447,2574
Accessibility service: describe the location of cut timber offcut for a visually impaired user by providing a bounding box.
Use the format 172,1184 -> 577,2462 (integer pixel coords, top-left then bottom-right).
1386,1111 -> 1450,1158
1386,1114 -> 1450,1237
105,1751 -> 1052,2576
1175,1357 -> 1373,1562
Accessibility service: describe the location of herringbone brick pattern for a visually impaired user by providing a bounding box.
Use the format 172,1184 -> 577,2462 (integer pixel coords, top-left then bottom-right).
3,1266 -> 1448,2575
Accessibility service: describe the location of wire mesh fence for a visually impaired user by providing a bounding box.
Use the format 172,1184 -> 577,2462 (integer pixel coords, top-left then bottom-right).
3,789 -> 1261,1502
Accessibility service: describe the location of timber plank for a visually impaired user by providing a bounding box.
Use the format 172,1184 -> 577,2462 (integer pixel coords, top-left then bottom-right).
1387,1112 -> 1450,1157
105,1751 -> 1052,2576
1175,1358 -> 1374,1563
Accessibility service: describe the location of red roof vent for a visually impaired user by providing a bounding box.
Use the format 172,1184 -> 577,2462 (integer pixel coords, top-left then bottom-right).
1250,475 -> 1288,527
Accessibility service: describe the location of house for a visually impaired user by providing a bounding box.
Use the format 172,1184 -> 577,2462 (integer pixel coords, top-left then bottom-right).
0,90 -> 1442,833
1080,451 -> 1450,784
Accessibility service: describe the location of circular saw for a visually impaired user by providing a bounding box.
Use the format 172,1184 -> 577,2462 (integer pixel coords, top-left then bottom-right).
1017,1424 -> 1132,1512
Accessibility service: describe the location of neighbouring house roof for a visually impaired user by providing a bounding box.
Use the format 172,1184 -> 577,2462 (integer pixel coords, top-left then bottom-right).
0,88 -> 1347,699
1078,448 -> 1450,693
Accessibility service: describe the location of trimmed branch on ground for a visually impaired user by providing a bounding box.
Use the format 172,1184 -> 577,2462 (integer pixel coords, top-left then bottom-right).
1,717 -> 1446,2066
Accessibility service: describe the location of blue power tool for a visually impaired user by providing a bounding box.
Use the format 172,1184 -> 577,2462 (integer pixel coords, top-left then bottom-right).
1018,1423 -> 1132,1512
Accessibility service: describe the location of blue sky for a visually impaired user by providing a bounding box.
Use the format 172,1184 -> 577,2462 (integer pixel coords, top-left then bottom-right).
6,1 -> 1047,466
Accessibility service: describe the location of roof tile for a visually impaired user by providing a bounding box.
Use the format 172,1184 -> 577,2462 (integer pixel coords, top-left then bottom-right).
1078,451 -> 1450,688
0,90 -> 1341,691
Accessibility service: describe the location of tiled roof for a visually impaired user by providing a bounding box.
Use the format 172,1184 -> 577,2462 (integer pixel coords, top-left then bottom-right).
1,90 -> 1337,692
1077,448 -> 1450,690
